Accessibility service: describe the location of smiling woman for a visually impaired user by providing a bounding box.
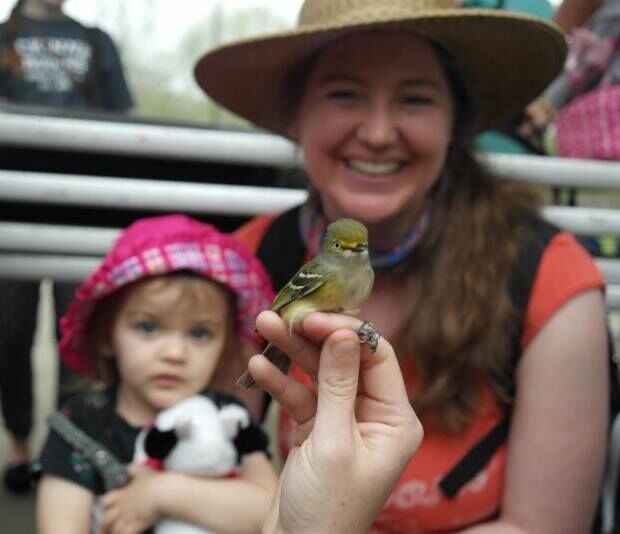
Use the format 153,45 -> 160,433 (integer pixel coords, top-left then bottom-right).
194,0 -> 611,532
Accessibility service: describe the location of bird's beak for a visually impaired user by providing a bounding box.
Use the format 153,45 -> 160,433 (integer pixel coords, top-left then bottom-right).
352,244 -> 368,253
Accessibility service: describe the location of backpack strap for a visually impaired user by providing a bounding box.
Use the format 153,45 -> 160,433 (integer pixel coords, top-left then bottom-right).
256,205 -> 305,293
254,205 -> 305,418
439,216 -> 559,499
47,411 -> 129,491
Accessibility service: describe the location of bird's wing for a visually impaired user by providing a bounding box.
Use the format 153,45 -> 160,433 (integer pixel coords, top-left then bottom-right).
270,260 -> 327,313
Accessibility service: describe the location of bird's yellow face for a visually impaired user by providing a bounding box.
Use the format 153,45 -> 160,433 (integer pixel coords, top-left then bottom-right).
323,218 -> 369,257
329,236 -> 368,254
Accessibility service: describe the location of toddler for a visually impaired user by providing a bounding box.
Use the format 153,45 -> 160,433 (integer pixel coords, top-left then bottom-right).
36,214 -> 277,534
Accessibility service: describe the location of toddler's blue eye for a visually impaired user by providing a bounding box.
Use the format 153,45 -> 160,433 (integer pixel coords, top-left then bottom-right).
136,321 -> 158,334
189,327 -> 212,340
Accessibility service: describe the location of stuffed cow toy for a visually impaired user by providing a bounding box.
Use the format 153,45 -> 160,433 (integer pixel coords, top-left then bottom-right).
133,395 -> 251,534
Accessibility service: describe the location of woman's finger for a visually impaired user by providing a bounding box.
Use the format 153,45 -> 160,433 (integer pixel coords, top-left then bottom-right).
302,313 -> 410,409
313,329 -> 361,440
256,311 -> 321,376
248,353 -> 317,424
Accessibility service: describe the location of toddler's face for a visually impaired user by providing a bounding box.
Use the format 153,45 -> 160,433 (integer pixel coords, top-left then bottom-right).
109,275 -> 233,424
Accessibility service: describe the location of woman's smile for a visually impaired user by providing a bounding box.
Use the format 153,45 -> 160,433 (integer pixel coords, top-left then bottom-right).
345,158 -> 405,176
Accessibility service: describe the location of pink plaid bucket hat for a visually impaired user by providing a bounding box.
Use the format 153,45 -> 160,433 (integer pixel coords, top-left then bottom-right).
60,214 -> 274,377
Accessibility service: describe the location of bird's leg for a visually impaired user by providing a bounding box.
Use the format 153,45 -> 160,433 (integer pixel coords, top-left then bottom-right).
356,321 -> 381,353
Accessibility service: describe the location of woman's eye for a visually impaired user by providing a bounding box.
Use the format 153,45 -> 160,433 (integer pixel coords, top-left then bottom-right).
326,89 -> 357,101
189,327 -> 212,340
402,95 -> 432,106
136,321 -> 158,334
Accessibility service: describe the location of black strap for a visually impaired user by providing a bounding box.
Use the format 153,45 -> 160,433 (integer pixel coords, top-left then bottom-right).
439,216 -> 560,499
439,417 -> 510,499
255,205 -> 304,418
256,205 -> 304,293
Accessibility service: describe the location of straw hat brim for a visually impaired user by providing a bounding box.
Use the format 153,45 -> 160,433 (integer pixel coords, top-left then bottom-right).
194,9 -> 566,136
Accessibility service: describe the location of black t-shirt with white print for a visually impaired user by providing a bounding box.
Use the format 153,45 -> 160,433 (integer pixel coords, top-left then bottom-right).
0,14 -> 133,111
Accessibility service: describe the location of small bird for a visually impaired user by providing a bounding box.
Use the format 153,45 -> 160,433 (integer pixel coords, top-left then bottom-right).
237,217 -> 378,389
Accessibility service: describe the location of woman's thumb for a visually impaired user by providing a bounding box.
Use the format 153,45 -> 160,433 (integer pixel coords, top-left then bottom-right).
315,330 -> 360,429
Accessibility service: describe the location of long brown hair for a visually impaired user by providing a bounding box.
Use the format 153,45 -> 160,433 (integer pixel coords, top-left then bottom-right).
281,33 -> 543,433
398,45 -> 542,433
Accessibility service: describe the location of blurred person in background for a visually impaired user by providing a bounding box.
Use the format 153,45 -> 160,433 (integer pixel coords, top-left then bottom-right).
519,0 -> 619,158
554,0 -> 603,33
0,0 -> 133,496
0,0 -> 133,109
519,0 -> 620,257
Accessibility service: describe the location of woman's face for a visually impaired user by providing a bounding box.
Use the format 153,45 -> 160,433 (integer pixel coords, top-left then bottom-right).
291,31 -> 454,229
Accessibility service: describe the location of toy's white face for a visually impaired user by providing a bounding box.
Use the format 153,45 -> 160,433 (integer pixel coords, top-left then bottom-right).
157,397 -> 244,476
111,275 -> 232,425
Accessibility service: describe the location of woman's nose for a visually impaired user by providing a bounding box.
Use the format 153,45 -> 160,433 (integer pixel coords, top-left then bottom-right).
356,101 -> 398,147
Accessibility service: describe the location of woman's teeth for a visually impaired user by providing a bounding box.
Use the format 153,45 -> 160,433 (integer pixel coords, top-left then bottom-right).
348,159 -> 401,175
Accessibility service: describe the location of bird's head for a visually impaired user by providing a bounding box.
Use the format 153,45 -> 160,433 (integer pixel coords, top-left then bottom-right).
322,218 -> 369,258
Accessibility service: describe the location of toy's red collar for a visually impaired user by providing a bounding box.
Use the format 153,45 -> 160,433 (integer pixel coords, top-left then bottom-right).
144,457 -> 164,471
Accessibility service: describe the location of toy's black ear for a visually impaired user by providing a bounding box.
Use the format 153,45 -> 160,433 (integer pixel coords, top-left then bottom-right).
144,428 -> 178,460
234,426 -> 269,463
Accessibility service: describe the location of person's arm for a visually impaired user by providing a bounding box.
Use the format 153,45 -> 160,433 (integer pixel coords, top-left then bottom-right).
553,0 -> 603,32
518,0 -> 603,142
99,451 -> 277,534
462,289 -> 609,533
249,311 -> 424,534
36,475 -> 94,534
92,29 -> 133,112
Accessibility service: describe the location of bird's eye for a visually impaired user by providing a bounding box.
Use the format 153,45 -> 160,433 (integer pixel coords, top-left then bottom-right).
333,241 -> 342,250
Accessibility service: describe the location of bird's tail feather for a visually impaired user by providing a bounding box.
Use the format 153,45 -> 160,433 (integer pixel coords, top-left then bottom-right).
236,343 -> 291,390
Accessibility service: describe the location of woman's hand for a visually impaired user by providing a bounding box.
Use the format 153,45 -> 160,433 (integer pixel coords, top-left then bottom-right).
248,311 -> 423,534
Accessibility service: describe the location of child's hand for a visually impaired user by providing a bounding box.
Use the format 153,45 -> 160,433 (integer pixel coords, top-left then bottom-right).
99,465 -> 162,534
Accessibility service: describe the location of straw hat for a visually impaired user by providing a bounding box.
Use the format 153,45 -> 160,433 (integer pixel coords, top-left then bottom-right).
194,0 -> 566,135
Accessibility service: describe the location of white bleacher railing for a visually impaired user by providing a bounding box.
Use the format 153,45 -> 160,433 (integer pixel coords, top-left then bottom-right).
0,110 -> 298,166
1,113 -> 620,307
